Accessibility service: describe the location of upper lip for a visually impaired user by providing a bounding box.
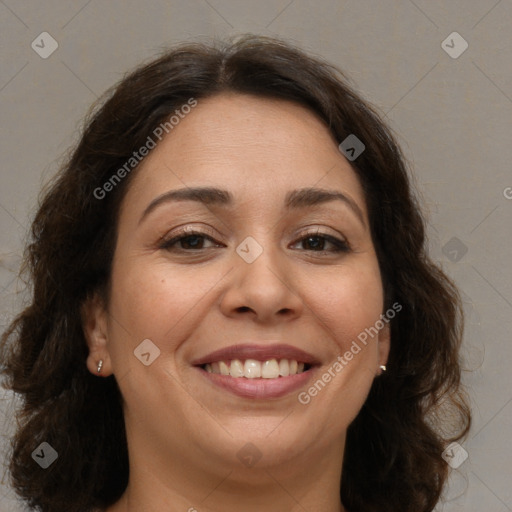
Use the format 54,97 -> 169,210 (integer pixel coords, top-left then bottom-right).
191,343 -> 320,366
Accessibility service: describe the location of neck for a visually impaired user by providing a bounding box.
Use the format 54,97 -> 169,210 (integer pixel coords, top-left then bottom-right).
106,437 -> 347,512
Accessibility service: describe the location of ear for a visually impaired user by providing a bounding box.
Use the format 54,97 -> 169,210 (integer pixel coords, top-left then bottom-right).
377,322 -> 391,375
81,292 -> 113,377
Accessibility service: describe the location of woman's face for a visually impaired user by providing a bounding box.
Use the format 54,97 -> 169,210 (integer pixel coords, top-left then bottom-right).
85,93 -> 389,475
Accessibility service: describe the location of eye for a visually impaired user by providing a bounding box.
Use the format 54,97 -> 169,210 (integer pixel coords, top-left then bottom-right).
159,230 -> 224,251
290,230 -> 350,253
158,228 -> 350,254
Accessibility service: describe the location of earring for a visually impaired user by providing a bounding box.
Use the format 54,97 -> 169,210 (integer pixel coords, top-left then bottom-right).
97,359 -> 103,374
379,365 -> 387,371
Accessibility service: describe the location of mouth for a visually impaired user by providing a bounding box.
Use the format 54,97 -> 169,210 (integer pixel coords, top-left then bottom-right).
192,344 -> 319,399
202,358 -> 312,378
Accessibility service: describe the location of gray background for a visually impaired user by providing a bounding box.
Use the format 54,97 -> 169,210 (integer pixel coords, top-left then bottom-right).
1,1 -> 511,511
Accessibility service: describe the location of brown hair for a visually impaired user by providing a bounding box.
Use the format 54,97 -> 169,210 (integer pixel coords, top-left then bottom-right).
0,34 -> 470,512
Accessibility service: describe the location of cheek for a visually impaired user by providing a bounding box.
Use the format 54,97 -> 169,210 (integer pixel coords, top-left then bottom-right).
303,259 -> 384,349
297,259 -> 384,429
107,258 -> 217,349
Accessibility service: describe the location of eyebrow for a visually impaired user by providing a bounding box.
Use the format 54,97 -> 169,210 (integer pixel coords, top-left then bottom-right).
139,186 -> 366,227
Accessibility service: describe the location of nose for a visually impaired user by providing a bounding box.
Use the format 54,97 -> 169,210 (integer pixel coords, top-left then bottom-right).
219,242 -> 304,325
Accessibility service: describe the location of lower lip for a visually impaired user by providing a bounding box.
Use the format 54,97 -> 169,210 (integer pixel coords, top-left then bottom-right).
196,367 -> 315,399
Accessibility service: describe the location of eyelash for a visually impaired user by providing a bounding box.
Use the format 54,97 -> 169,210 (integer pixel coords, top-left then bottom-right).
158,228 -> 350,254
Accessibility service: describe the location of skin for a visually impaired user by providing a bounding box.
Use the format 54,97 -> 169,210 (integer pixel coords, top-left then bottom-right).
83,93 -> 390,512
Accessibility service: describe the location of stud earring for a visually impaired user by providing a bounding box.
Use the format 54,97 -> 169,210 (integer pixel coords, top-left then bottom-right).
97,359 -> 103,374
379,365 -> 387,371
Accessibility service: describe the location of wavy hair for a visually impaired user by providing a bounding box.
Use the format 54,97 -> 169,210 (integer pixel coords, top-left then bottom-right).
0,35 -> 470,512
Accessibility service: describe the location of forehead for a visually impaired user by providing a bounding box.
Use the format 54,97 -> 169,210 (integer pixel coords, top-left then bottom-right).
121,93 -> 367,215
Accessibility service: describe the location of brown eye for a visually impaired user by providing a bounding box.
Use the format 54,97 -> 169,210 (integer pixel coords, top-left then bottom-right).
302,235 -> 326,250
159,232 -> 222,251
291,233 -> 350,253
176,234 -> 207,249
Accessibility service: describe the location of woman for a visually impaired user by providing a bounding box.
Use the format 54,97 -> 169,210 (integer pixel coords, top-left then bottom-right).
1,35 -> 470,512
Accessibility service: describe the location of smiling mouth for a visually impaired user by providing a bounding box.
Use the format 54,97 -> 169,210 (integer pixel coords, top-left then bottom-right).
201,358 -> 312,379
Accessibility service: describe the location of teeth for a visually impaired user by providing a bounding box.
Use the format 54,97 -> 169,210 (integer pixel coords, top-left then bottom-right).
279,359 -> 289,377
230,359 -> 245,378
262,359 -> 280,379
205,358 -> 308,378
244,359 -> 261,378
219,361 -> 230,375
